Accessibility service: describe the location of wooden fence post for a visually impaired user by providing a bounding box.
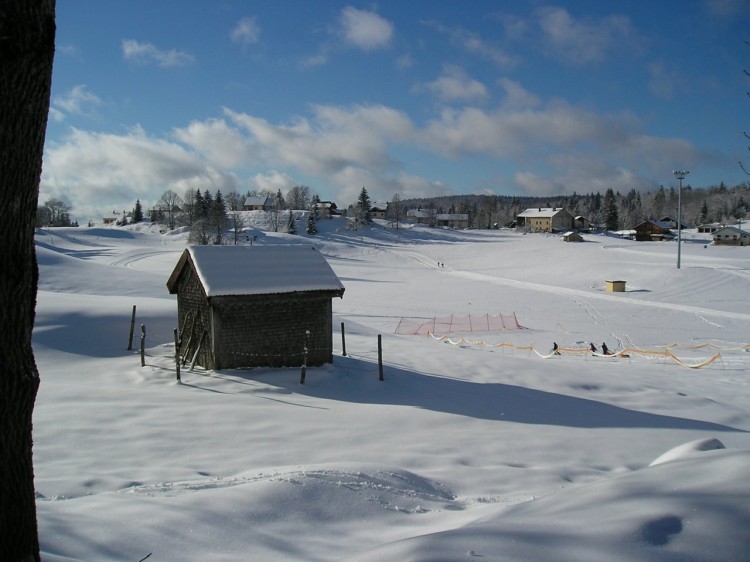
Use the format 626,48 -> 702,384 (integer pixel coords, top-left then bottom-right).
378,334 -> 383,381
127,305 -> 136,350
300,330 -> 309,384
140,324 -> 146,367
341,321 -> 347,356
174,328 -> 181,382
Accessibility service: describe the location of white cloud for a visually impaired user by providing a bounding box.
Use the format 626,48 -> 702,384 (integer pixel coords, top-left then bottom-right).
251,170 -> 297,192
395,53 -> 413,70
174,118 -> 252,168
41,126 -> 237,220
423,21 -> 515,67
231,17 -> 261,46
497,78 -> 541,110
224,103 -> 414,177
339,7 -> 394,51
52,85 -> 102,119
121,39 -> 195,67
533,7 -> 637,64
648,61 -> 679,100
417,65 -> 488,103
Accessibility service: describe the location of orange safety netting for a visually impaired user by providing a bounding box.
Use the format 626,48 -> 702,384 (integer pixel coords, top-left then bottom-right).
428,333 -> 726,369
395,313 -> 524,335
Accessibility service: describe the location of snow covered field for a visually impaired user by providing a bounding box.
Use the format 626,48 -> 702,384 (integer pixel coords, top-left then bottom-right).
32,217 -> 750,561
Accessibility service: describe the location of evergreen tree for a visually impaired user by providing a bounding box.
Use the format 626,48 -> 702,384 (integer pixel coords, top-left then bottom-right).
356,187 -> 372,226
603,188 -> 619,231
306,202 -> 318,235
193,190 -> 207,220
699,200 -> 710,224
132,199 -> 144,223
211,190 -> 227,244
653,186 -> 666,218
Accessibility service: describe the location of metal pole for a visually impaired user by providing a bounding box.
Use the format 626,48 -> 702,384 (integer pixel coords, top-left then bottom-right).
673,170 -> 689,269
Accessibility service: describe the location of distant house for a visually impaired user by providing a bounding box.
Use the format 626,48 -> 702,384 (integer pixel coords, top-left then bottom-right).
697,222 -> 723,234
516,207 -> 574,233
370,202 -> 388,219
314,200 -> 339,218
562,231 -> 584,242
712,225 -> 750,246
166,245 -> 345,370
659,216 -> 689,230
573,215 -> 591,231
407,208 -> 436,225
436,213 -> 469,229
243,196 -> 274,211
633,220 -> 673,241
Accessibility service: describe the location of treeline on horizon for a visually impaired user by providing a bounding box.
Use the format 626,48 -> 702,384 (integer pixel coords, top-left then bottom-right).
399,181 -> 749,230
37,180 -> 749,232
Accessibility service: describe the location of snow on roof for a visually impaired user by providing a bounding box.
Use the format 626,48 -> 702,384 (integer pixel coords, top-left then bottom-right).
174,245 -> 344,297
244,196 -> 273,207
517,207 -> 567,218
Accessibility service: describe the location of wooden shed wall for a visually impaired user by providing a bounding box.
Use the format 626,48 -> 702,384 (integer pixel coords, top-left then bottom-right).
174,264 -> 214,369
210,293 -> 335,369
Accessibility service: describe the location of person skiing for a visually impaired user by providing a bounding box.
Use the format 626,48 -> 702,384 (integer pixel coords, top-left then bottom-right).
552,342 -> 560,355
601,342 -> 610,355
589,342 -> 597,353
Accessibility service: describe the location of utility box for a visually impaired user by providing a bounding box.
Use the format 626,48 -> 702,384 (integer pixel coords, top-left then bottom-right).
606,280 -> 626,292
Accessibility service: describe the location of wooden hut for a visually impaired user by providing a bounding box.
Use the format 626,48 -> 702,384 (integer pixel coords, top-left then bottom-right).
166,245 -> 345,370
633,220 -> 673,241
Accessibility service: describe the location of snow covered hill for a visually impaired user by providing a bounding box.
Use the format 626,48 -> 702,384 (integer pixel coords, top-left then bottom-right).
33,219 -> 750,561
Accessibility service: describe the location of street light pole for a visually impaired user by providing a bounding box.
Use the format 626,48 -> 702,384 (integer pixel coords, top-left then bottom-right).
673,169 -> 689,269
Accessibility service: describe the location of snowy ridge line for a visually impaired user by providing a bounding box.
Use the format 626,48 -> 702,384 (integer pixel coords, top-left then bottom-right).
428,333 -> 726,369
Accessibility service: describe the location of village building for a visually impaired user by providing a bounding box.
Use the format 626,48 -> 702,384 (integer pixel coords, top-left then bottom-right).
633,219 -> 674,241
712,225 -> 750,246
573,215 -> 591,231
697,222 -> 723,234
243,196 -> 274,211
659,216 -> 689,230
406,208 -> 436,225
436,213 -> 470,229
314,200 -> 339,218
516,207 -> 574,233
370,202 -> 389,219
166,245 -> 345,370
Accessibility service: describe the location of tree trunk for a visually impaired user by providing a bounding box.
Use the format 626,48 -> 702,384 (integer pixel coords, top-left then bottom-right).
0,2 -> 56,561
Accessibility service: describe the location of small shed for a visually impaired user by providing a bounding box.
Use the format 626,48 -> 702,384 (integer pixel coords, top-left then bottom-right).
166,245 -> 345,370
606,280 -> 626,292
562,231 -> 584,242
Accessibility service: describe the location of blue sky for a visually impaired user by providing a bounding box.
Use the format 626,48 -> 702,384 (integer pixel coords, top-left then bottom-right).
44,0 -> 749,221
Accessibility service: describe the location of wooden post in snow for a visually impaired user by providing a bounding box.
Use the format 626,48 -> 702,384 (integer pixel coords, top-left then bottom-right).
174,328 -> 181,382
300,330 -> 310,385
140,324 -> 146,367
127,305 -> 136,350
341,322 -> 347,356
378,334 -> 384,381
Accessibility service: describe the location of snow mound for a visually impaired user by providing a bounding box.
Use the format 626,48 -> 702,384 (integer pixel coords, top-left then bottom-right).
648,437 -> 726,467
351,449 -> 750,562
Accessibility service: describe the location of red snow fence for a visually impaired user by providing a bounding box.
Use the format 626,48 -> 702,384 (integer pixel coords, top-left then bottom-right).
395,312 -> 524,335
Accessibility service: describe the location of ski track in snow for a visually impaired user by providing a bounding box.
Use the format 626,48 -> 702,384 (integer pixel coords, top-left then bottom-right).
40,467 -> 469,514
387,246 -> 750,323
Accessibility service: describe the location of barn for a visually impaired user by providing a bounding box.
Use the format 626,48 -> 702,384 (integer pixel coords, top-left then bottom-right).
166,245 -> 345,370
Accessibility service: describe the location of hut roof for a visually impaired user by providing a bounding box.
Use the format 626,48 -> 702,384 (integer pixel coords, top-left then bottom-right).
167,245 -> 345,298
